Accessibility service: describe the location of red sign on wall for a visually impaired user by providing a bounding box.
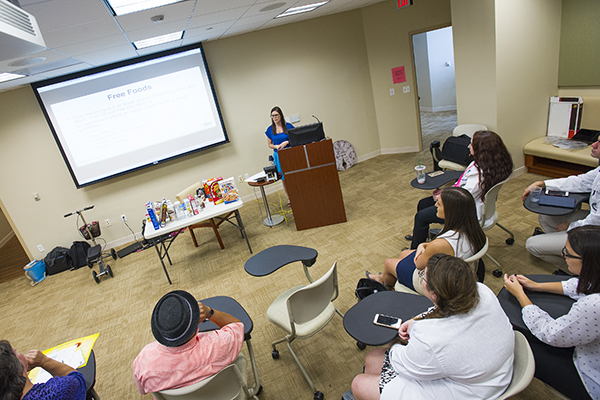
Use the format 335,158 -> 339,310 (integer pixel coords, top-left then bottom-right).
391,66 -> 406,84
397,0 -> 413,9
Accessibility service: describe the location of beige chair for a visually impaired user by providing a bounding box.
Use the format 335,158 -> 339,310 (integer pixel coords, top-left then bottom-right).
436,124 -> 488,171
176,182 -> 233,248
497,331 -> 535,400
394,237 -> 489,294
479,178 -> 515,277
267,262 -> 341,400
153,353 -> 258,400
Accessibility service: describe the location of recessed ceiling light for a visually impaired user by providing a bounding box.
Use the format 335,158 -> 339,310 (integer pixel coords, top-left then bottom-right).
0,73 -> 26,83
8,57 -> 46,67
103,0 -> 185,16
260,2 -> 286,12
133,31 -> 183,50
276,1 -> 329,18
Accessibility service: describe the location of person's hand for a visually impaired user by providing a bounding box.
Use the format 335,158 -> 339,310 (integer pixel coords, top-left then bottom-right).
515,275 -> 540,292
432,188 -> 442,202
504,274 -> 526,297
556,222 -> 570,232
25,350 -> 48,370
414,243 -> 427,261
398,319 -> 413,341
522,181 -> 545,202
198,302 -> 212,321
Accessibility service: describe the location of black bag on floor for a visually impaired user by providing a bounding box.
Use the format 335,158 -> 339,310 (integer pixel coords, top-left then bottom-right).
69,241 -> 91,270
44,246 -> 73,275
441,134 -> 473,166
355,278 -> 388,301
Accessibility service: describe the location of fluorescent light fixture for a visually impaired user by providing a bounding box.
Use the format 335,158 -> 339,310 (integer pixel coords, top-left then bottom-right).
0,73 -> 25,83
276,1 -> 329,18
133,31 -> 183,49
104,0 -> 185,16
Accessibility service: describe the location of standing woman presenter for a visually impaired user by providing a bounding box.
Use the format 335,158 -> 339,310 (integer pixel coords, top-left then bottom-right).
265,106 -> 294,206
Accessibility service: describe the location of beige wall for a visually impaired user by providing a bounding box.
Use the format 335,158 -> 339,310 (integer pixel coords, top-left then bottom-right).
452,0 -> 562,168
0,207 -> 12,241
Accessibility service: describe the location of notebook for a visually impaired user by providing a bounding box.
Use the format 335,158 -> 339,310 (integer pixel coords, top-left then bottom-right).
538,195 -> 576,209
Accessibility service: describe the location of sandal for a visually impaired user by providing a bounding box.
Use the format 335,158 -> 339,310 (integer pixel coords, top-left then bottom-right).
365,270 -> 382,279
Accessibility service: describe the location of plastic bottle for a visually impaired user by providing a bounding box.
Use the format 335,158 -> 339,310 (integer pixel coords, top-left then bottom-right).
160,198 -> 168,227
174,201 -> 184,220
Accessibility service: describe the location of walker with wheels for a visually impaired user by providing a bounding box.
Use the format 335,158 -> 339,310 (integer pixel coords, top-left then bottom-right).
64,205 -> 116,284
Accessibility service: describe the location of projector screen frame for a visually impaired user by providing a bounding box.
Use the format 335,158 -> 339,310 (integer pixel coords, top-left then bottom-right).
31,41 -> 229,188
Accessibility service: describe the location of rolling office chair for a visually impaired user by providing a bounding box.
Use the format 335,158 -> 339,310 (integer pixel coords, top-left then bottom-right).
267,262 -> 341,400
153,353 -> 258,400
497,331 -> 535,400
430,124 -> 487,171
479,178 -> 515,277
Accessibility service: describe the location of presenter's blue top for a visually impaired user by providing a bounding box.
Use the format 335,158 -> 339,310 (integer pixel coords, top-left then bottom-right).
265,123 -> 294,152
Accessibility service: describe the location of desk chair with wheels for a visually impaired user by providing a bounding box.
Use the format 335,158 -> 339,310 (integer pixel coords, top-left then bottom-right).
267,262 -> 341,400
480,178 -> 515,277
153,353 -> 258,400
175,182 -> 234,249
394,237 -> 489,295
430,124 -> 487,171
498,331 -> 535,400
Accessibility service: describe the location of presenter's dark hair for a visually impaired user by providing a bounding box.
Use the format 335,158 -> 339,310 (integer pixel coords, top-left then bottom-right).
270,106 -> 289,135
437,187 -> 486,255
567,225 -> 600,295
0,340 -> 27,400
472,130 -> 513,200
421,254 -> 479,319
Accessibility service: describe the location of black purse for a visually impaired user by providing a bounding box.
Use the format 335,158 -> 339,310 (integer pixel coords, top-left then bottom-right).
355,278 -> 388,301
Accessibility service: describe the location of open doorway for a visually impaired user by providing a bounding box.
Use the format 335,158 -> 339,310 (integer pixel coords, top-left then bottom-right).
412,26 -> 457,152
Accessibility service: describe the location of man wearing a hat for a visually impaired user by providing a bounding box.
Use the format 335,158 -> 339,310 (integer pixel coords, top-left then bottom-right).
132,290 -> 244,394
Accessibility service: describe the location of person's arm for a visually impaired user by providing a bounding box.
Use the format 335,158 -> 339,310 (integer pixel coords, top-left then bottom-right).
25,350 -> 75,377
522,180 -> 546,202
267,137 -> 278,150
515,274 -> 565,295
398,319 -> 414,341
414,238 -> 454,270
198,302 -> 241,329
503,274 -> 533,308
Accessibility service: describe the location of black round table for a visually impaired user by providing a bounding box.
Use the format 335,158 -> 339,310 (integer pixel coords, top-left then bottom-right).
410,170 -> 462,190
343,291 -> 433,346
523,192 -> 588,216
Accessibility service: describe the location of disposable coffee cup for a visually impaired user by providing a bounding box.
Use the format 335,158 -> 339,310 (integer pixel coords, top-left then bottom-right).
530,186 -> 542,202
415,165 -> 426,184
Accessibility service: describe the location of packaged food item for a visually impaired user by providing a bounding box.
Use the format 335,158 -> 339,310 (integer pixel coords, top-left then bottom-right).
146,202 -> 160,230
166,200 -> 176,221
219,177 -> 239,204
207,177 -> 224,204
188,195 -> 199,215
203,180 -> 212,202
160,198 -> 168,228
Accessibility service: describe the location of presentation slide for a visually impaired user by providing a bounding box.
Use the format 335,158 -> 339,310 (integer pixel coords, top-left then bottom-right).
32,43 -> 228,187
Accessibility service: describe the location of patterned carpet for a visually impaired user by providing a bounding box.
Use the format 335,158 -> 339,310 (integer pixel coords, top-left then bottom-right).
0,150 -> 572,399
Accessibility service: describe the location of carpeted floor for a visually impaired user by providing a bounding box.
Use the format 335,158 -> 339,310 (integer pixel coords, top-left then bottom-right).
0,148 -> 573,399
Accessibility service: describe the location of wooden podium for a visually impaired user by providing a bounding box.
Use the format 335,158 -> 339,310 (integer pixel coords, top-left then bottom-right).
279,139 -> 347,231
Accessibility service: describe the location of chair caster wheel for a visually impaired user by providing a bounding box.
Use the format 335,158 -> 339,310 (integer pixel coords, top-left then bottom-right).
357,341 -> 366,350
272,350 -> 279,359
111,248 -> 117,259
314,391 -> 324,400
107,265 -> 113,278
506,238 -> 515,245
256,385 -> 263,396
92,271 -> 100,284
493,269 -> 503,278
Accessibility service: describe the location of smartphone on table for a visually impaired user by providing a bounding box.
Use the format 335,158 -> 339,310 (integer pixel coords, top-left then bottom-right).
373,314 -> 402,329
545,189 -> 569,197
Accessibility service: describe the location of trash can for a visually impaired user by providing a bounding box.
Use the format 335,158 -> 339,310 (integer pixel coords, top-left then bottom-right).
24,260 -> 46,286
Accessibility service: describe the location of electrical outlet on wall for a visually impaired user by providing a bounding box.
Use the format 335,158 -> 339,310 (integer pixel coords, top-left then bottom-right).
121,214 -> 127,222
105,218 -> 111,227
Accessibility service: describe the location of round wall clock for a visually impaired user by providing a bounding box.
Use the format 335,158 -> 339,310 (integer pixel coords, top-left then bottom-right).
333,140 -> 357,171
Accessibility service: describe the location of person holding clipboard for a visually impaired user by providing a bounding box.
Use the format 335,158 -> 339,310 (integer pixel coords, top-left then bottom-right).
265,106 -> 294,206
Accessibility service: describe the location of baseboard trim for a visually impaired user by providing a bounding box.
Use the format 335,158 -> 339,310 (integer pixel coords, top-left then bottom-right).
0,231 -> 15,250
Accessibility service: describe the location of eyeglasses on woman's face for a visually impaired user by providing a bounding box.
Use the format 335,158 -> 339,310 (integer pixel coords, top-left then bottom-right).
271,113 -> 280,119
562,246 -> 582,260
418,268 -> 428,284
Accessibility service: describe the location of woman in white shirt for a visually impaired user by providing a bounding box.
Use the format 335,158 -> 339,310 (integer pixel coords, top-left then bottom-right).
503,225 -> 600,400
352,255 -> 515,400
407,130 -> 513,249
368,186 -> 486,292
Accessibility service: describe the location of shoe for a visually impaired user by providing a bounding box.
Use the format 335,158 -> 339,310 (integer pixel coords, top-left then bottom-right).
533,227 -> 544,236
404,234 -> 413,241
287,201 -> 291,207
365,270 -> 381,279
341,391 -> 355,400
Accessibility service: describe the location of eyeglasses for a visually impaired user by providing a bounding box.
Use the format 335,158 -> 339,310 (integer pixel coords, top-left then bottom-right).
271,114 -> 280,118
562,246 -> 582,260
418,269 -> 428,284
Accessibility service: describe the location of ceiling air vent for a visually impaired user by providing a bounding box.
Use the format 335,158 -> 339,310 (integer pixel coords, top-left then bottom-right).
0,0 -> 45,62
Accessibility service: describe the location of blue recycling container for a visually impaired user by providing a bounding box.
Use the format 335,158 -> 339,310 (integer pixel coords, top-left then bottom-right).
24,260 -> 46,286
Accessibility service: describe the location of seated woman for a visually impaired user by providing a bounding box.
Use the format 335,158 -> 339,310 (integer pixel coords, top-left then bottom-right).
352,255 -> 514,400
0,340 -> 86,400
369,186 -> 486,293
503,225 -> 600,400
407,130 -> 513,249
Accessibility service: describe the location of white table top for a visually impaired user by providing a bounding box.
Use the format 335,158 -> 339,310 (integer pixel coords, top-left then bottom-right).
144,199 -> 244,240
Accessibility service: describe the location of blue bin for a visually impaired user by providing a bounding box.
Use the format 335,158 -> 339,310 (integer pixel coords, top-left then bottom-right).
24,260 -> 46,286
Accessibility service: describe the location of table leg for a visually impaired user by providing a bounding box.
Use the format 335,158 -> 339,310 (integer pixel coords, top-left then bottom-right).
152,237 -> 172,284
235,210 -> 253,254
259,186 -> 284,227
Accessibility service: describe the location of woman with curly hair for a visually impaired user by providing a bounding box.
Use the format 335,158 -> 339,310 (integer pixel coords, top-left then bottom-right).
406,130 -> 513,249
352,255 -> 514,400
